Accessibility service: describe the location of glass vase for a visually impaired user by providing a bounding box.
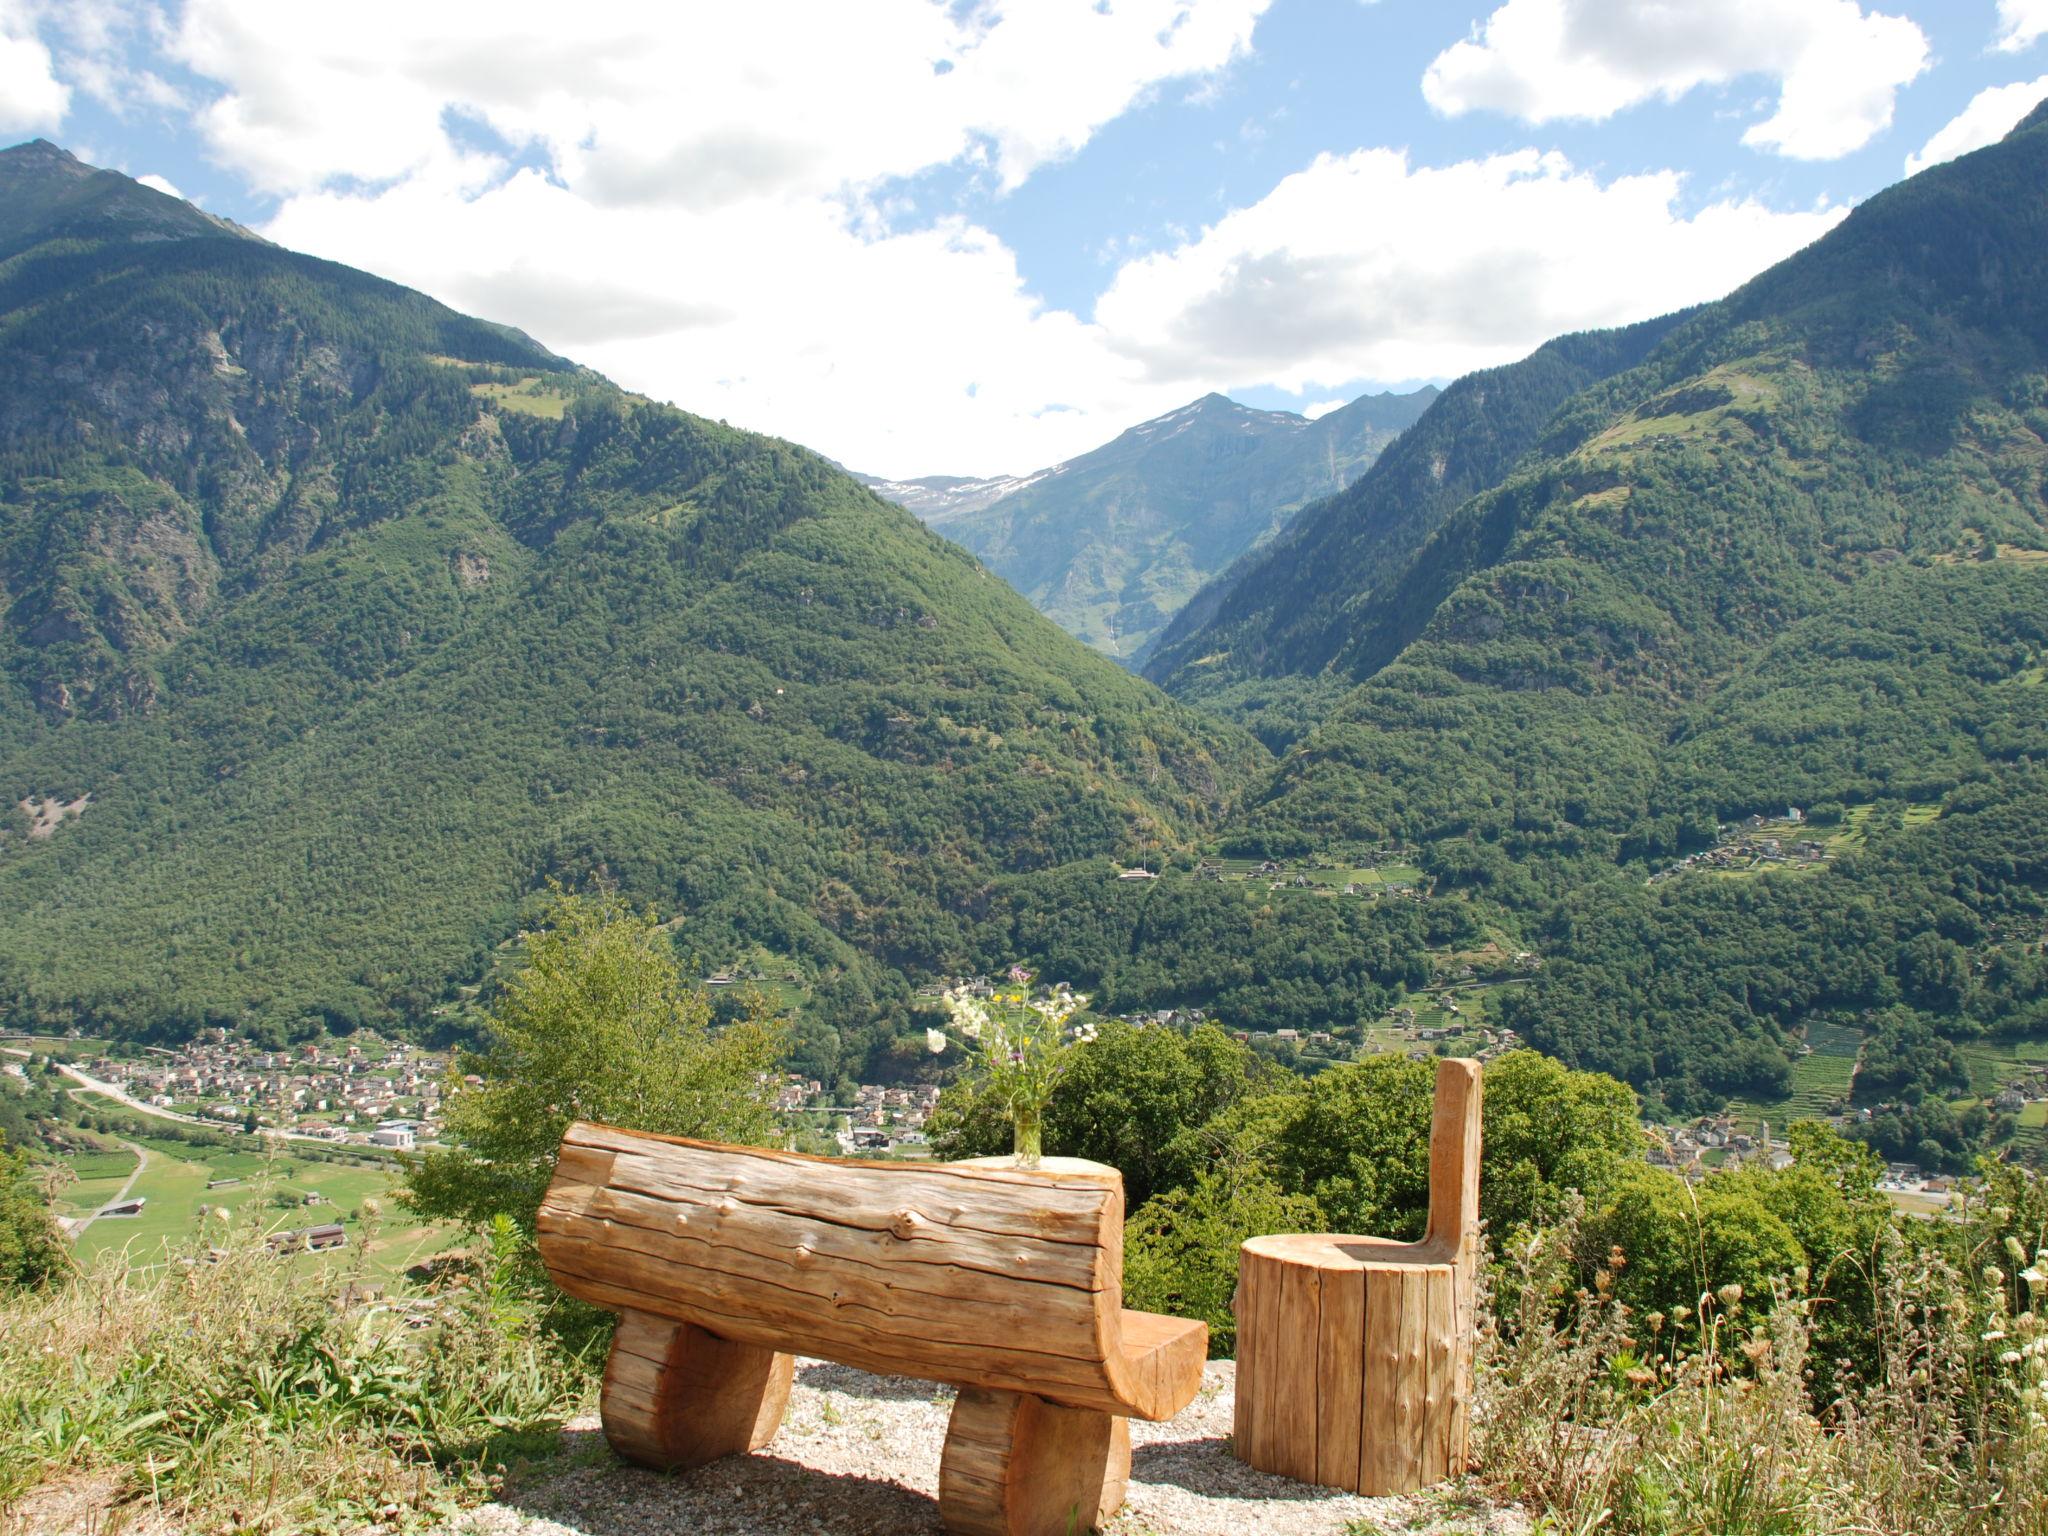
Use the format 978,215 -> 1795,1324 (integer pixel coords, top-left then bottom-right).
1011,1107 -> 1043,1170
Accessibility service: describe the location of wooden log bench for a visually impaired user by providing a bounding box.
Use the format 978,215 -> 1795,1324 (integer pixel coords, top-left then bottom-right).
1232,1058 -> 1482,1495
537,1125 -> 1209,1536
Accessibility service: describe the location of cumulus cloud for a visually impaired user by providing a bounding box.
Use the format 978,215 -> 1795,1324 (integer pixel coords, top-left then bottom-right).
0,0 -> 1862,475
0,0 -> 68,132
165,0 -> 1269,200
1904,74 -> 2048,174
1998,0 -> 2048,52
1423,0 -> 1929,160
155,0 -> 1284,473
1093,147 -> 1845,390
135,171 -> 183,198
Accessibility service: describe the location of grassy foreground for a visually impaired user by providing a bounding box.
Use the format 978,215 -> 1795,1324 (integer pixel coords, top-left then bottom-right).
0,1219 -> 589,1533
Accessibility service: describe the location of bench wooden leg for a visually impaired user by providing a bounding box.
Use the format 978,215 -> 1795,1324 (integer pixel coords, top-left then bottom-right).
938,1386 -> 1128,1536
599,1310 -> 793,1472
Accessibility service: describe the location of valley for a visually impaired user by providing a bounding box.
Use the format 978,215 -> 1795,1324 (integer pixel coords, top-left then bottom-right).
0,10 -> 2046,1529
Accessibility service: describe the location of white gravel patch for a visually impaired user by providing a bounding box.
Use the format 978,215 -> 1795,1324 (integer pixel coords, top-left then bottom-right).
454,1360 -> 1526,1536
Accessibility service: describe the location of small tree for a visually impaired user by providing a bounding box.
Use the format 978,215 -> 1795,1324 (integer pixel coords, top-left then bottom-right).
0,1137 -> 70,1294
404,889 -> 784,1301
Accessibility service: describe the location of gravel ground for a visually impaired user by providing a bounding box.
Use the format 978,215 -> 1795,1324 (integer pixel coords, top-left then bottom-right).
455,1360 -> 1527,1536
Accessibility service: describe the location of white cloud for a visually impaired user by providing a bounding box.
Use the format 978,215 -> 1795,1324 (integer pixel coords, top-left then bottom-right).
3,0 -> 1858,477
166,0 -> 1269,200
1423,0 -> 1929,160
202,0 -> 1271,476
135,171 -> 182,198
0,0 -> 69,132
1092,147 -> 1845,392
1904,74 -> 2048,174
1301,398 -> 1347,419
1998,0 -> 2048,52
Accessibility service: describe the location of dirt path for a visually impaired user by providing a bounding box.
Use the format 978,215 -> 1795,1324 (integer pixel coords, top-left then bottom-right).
455,1360 -> 1528,1536
69,1140 -> 148,1235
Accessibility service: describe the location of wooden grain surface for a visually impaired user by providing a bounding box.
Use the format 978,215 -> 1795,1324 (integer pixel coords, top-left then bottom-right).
938,1387 -> 1124,1536
1231,1059 -> 1482,1496
538,1121 -> 1206,1421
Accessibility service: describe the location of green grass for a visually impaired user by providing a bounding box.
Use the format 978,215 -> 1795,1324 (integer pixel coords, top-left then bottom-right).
1956,1040 -> 2042,1098
71,1141 -> 454,1281
64,1149 -> 138,1181
1785,1054 -> 1856,1118
471,376 -> 570,419
48,1145 -> 140,1218
1779,1020 -> 1863,1118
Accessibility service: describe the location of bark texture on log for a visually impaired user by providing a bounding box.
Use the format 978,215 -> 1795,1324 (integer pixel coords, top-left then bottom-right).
1231,1058 -> 1482,1496
938,1387 -> 1127,1536
540,1124 -> 1208,1529
600,1310 -> 793,1471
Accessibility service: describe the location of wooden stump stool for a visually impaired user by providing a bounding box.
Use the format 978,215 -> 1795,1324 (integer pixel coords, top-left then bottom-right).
1232,1059 -> 1482,1496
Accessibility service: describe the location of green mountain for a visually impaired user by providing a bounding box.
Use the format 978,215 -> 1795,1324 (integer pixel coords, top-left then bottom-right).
0,141 -> 1269,1072
1141,321 -> 1684,716
1156,106 -> 2048,1138
867,387 -> 1435,664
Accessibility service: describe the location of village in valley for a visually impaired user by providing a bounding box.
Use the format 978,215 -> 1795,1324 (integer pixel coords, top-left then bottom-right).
40,1031 -> 458,1150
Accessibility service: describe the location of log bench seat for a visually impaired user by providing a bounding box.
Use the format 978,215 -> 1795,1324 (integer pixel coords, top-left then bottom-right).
537,1124 -> 1209,1535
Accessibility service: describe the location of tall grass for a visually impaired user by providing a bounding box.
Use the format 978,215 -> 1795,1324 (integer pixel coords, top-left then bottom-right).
1476,1208 -> 2048,1536
0,1215 -> 588,1533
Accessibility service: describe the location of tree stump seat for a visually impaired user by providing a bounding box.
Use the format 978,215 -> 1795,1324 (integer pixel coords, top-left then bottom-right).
1232,1059 -> 1483,1496
537,1125 -> 1208,1536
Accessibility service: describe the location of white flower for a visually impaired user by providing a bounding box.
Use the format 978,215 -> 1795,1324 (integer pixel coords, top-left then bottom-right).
926,1029 -> 947,1055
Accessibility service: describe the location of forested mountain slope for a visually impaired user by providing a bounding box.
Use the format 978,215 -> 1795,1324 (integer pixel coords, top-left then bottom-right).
0,142 -> 1267,1064
1176,104 -> 2048,1132
870,388 -> 1434,664
1143,320 -> 1683,710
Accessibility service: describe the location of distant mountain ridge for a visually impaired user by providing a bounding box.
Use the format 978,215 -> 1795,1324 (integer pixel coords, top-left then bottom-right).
862,386 -> 1436,663
849,469 -> 1048,523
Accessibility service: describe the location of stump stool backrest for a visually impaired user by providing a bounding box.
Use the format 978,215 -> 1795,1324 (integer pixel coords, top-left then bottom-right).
1234,1057 -> 1483,1496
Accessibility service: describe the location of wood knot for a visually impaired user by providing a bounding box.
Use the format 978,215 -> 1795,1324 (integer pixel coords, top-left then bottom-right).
889,1208 -> 926,1239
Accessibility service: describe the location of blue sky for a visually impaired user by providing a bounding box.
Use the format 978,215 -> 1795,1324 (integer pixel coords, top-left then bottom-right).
3,0 -> 2045,473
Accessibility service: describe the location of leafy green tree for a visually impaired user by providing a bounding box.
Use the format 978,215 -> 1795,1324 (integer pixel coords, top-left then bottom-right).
1123,1164 -> 1324,1356
1269,1050 -> 1640,1242
927,1020 -> 1285,1207
404,889 -> 784,1282
1473,1050 -> 1642,1239
0,1136 -> 69,1293
1585,1163 -> 1807,1324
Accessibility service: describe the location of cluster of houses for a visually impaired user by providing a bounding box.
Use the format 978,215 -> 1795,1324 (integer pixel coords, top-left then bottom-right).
1993,1065 -> 2048,1114
1654,811 -> 1829,882
85,1032 -> 457,1148
1648,1116 -> 1797,1175
839,1081 -> 942,1154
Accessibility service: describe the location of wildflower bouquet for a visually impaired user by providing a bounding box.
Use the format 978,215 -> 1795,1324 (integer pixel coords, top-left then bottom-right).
931,966 -> 1095,1168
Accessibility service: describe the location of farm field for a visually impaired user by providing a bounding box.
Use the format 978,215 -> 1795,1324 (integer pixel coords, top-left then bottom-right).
1786,1020 -> 1863,1118
49,1146 -> 140,1218
71,1136 -> 454,1281
1196,856 -> 1427,893
1956,1038 -> 2048,1098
